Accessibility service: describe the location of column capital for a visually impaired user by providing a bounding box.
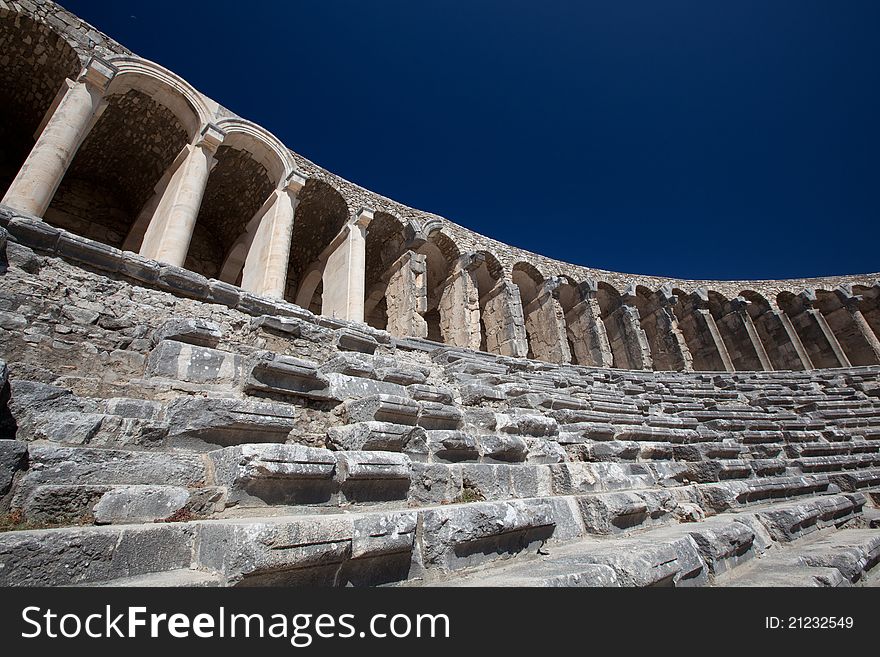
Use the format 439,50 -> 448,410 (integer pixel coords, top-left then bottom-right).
195,123 -> 226,154
354,207 -> 374,228
798,288 -> 818,308
458,251 -> 486,273
79,56 -> 117,92
656,284 -> 678,307
282,170 -> 307,195
729,296 -> 751,313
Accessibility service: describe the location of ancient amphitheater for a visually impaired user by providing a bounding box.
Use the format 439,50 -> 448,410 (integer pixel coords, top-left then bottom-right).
0,1 -> 878,587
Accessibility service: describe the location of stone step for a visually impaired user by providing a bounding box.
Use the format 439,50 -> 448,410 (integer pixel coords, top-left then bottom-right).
79,569 -> 223,587
719,528 -> 880,587
425,516 -> 759,587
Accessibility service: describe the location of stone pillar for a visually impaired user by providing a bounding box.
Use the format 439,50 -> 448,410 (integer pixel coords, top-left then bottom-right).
138,123 -> 225,266
481,279 -> 528,358
715,297 -> 773,371
638,287 -> 693,371
321,208 -> 372,322
676,289 -> 734,372
438,255 -> 482,350
786,290 -> 850,369
604,287 -> 652,370
835,287 -> 880,365
750,305 -> 813,370
240,171 -> 306,299
564,283 -> 613,368
384,250 -> 428,338
521,279 -> 571,364
2,58 -> 115,217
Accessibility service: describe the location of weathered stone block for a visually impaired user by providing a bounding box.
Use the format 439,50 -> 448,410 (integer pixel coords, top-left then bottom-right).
165,396 -> 298,448
210,443 -> 337,505
152,318 -> 222,348
326,421 -> 424,452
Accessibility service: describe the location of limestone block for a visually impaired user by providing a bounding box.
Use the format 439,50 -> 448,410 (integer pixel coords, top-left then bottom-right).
0,524 -> 195,586
351,512 -> 418,560
461,463 -> 516,500
14,445 -> 206,497
165,396 -> 298,447
477,433 -> 528,462
210,443 -> 337,505
409,463 -> 463,504
343,394 -> 420,425
326,421 -> 425,452
416,499 -> 555,572
5,216 -> 61,252
32,411 -> 168,448
404,430 -> 479,463
92,485 -> 192,524
146,341 -> 243,385
243,353 -> 329,399
335,328 -> 379,354
157,265 -> 210,300
417,401 -> 464,430
207,279 -> 242,307
576,490 -> 678,535
57,231 -> 123,272
523,437 -> 566,464
151,317 -> 222,348
194,516 -> 354,586
496,413 -> 558,437
575,533 -> 707,587
406,383 -> 455,404
337,451 -> 412,503
682,519 -> 757,575
119,251 -> 160,284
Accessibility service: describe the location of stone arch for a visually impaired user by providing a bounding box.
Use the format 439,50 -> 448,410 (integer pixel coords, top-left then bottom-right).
814,288 -> 880,366
103,57 -> 212,140
511,262 -> 570,363
364,211 -> 409,331
777,290 -> 848,369
740,289 -> 808,370
556,276 -> 587,365
416,229 -> 461,343
0,10 -> 82,195
183,120 -> 292,280
595,281 -> 633,368
671,287 -> 730,371
44,57 -> 210,248
285,178 -> 350,312
631,285 -> 675,370
473,251 -> 512,354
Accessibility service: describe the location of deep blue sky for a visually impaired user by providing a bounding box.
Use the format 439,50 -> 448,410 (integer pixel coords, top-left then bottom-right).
62,1 -> 879,280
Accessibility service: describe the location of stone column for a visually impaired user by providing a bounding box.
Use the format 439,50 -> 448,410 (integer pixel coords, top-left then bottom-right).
2,58 -> 116,217
384,250 -> 428,338
240,171 -> 306,299
675,289 -> 734,372
482,279 -> 529,358
715,297 -> 773,371
321,208 -> 372,322
564,283 -> 613,368
638,287 -> 693,371
750,305 -> 813,370
836,288 -> 880,365
438,255 -> 482,351
604,287 -> 652,370
786,290 -> 850,368
522,279 -> 572,364
138,123 -> 225,266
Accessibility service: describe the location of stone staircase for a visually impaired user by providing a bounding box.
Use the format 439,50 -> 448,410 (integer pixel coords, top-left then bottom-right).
0,237 -> 879,587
